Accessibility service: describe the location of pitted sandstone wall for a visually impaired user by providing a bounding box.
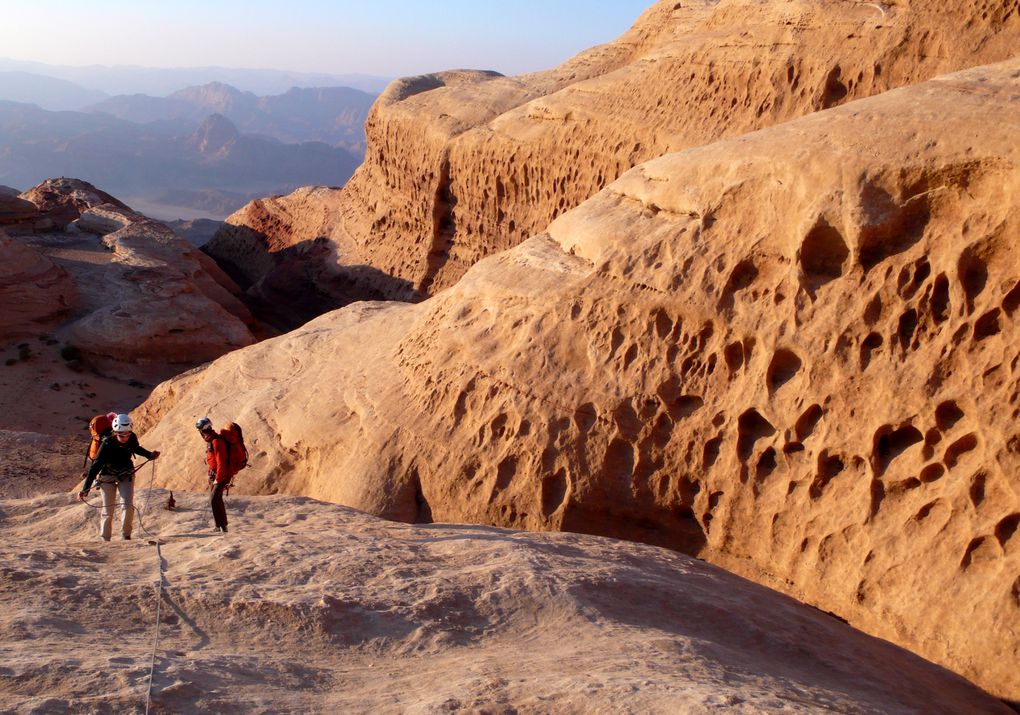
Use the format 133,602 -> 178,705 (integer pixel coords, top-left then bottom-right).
207,0 -> 1020,319
139,61 -> 1020,699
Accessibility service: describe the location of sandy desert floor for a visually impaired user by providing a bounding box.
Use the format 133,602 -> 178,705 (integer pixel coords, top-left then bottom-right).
0,488 -> 1010,714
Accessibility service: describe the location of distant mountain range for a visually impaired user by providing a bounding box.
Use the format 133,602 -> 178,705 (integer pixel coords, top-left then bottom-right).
0,71 -> 107,111
87,82 -> 375,150
0,57 -> 392,100
0,62 -> 382,220
0,101 -> 362,219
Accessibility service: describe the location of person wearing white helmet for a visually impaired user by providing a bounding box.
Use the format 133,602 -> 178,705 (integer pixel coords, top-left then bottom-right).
78,413 -> 160,541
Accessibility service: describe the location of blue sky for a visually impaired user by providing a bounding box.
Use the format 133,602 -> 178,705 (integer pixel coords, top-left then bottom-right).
1,1 -> 653,77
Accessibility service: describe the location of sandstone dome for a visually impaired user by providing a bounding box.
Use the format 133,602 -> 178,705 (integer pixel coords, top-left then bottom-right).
140,57 -> 1020,700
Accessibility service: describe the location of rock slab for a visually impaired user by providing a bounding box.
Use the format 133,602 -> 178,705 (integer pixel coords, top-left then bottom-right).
138,60 -> 1020,700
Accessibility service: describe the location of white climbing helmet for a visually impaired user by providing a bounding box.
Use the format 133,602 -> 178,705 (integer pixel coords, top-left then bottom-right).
112,413 -> 133,434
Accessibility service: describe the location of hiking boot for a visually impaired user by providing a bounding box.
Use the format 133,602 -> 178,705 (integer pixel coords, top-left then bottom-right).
122,535 -> 131,541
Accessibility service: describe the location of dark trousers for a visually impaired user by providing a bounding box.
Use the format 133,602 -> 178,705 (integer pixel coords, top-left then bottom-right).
211,482 -> 229,529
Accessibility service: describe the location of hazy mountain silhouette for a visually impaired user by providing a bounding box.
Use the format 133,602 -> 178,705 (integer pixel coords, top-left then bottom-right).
0,57 -> 391,96
88,82 -> 375,150
0,102 -> 360,218
0,71 -> 107,110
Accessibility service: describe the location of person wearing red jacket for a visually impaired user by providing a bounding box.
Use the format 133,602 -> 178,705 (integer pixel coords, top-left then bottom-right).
197,416 -> 231,533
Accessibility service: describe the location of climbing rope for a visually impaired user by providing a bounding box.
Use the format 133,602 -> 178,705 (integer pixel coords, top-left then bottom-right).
143,459 -> 163,715
145,538 -> 165,715
79,460 -> 159,539
80,459 -> 166,711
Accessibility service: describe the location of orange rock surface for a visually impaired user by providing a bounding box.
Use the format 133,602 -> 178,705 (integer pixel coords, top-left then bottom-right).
207,0 -> 1020,309
0,229 -> 74,342
139,58 -> 1020,700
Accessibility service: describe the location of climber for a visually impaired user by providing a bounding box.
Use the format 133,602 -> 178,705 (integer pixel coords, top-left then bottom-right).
78,413 -> 160,541
197,416 -> 242,533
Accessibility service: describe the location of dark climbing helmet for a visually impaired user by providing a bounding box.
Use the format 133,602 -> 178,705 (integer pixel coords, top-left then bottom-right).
196,417 -> 213,433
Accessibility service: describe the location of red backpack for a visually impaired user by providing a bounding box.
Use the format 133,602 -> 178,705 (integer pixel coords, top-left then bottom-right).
220,422 -> 248,476
83,413 -> 113,466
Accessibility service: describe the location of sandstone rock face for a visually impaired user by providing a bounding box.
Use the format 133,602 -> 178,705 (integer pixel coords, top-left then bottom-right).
139,61 -> 1020,699
210,0 -> 1020,309
74,203 -> 138,235
0,193 -> 40,231
19,178 -> 131,230
0,179 -> 258,387
204,187 -> 419,330
64,218 -> 257,368
1,491 -> 1011,713
0,229 -> 75,342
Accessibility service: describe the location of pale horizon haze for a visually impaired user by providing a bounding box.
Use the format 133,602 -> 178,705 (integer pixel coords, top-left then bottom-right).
0,1 -> 653,80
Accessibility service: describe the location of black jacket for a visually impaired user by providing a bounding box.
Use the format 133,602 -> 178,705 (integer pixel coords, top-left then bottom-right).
83,434 -> 153,491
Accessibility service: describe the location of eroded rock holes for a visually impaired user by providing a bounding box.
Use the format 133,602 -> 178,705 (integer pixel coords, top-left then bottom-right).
737,409 -> 776,461
541,469 -> 568,518
795,404 -> 823,441
873,424 -> 923,475
934,401 -> 964,431
767,349 -> 802,392
800,219 -> 848,286
958,248 -> 988,315
943,433 -> 978,469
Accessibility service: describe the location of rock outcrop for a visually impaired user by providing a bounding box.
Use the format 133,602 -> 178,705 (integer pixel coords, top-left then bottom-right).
138,59 -> 1020,700
0,193 -> 40,232
0,229 -> 74,342
63,218 -> 257,368
18,177 -> 131,231
0,491 -> 1011,713
75,203 -> 138,235
207,0 -> 1020,315
0,179 -> 260,442
203,187 -> 418,329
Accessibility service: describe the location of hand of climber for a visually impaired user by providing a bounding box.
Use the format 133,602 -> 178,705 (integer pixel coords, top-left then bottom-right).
151,450 -> 161,460
78,490 -> 89,502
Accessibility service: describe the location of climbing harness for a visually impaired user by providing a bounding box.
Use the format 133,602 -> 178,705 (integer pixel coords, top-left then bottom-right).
79,459 -> 159,540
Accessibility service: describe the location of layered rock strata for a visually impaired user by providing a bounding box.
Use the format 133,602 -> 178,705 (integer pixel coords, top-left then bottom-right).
0,193 -> 40,232
63,219 -> 257,367
139,60 -> 1020,699
208,0 -> 1020,314
0,179 -> 258,376
0,229 -> 75,342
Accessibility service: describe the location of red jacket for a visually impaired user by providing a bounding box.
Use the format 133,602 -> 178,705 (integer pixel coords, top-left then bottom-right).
206,436 -> 231,484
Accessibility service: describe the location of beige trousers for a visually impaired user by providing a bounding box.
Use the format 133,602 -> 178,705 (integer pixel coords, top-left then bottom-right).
98,479 -> 134,540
